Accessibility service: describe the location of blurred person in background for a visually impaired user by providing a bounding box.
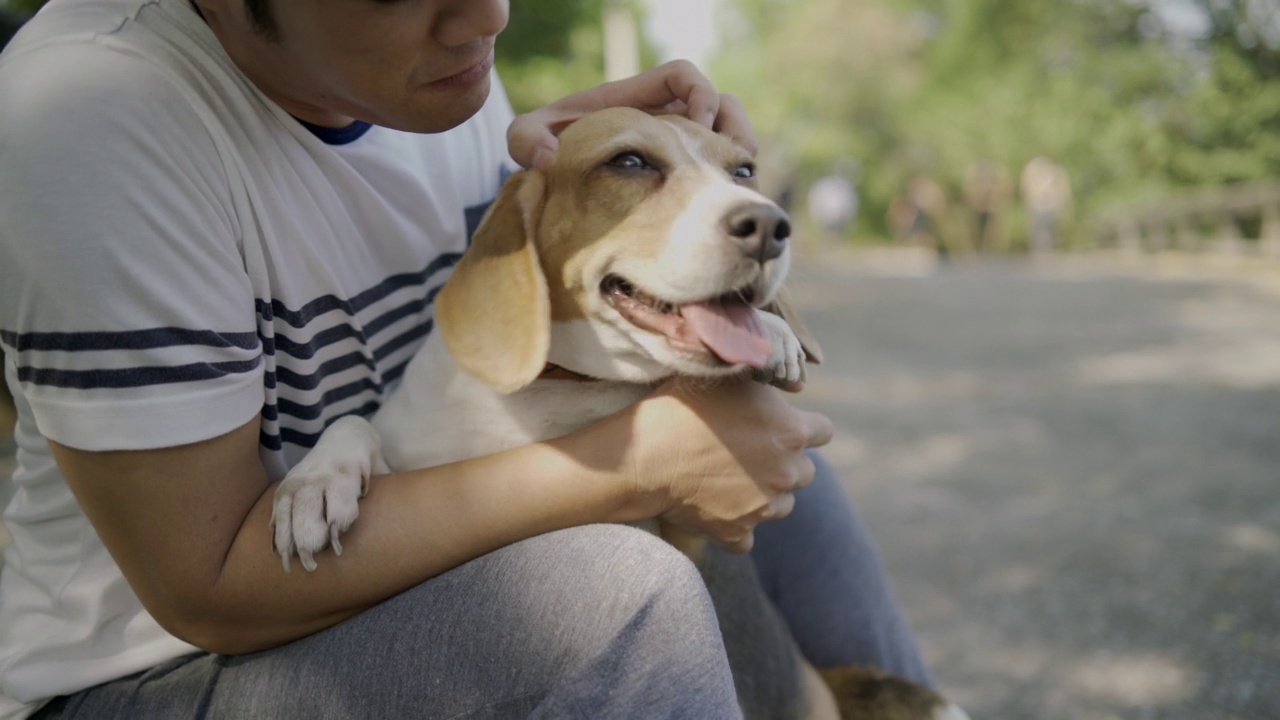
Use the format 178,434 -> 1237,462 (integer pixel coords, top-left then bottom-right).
888,175 -> 949,257
806,162 -> 860,243
963,159 -> 1012,253
1021,156 -> 1073,253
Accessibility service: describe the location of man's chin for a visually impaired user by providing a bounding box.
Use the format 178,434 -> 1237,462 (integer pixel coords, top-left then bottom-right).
389,78 -> 493,134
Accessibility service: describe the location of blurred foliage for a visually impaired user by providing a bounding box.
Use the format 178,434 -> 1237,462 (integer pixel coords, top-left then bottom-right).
496,0 -> 608,113
497,0 -> 658,114
713,0 -> 1280,247
5,0 -> 38,16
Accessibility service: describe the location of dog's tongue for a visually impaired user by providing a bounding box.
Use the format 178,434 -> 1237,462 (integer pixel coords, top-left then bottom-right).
680,301 -> 773,368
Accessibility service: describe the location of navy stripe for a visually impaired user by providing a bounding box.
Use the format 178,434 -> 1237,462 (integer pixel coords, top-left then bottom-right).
255,253 -> 461,330
275,378 -> 382,422
268,323 -> 369,362
261,401 -> 382,451
381,355 -> 414,387
16,359 -> 261,390
0,327 -> 258,353
263,286 -> 443,363
362,295 -> 426,338
373,319 -> 433,363
260,317 -> 431,421
275,351 -> 375,391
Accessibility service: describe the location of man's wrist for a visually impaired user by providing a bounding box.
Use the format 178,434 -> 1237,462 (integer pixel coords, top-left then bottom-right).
545,413 -> 670,525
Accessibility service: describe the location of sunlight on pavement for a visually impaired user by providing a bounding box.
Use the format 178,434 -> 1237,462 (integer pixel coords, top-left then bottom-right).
1067,653 -> 1201,707
1076,285 -> 1280,389
1224,524 -> 1280,555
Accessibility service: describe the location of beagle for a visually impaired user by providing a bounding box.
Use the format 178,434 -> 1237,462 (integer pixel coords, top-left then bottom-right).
271,108 -> 966,720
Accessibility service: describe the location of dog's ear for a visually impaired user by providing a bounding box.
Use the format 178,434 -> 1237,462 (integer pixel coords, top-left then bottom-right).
764,286 -> 823,365
436,171 -> 550,394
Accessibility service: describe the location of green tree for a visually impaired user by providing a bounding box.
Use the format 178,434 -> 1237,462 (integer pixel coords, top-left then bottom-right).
496,0 -> 607,113
496,0 -> 658,114
5,0 -> 40,17
714,0 -> 1280,247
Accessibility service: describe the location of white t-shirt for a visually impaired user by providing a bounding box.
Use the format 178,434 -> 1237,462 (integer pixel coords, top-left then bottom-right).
0,0 -> 515,716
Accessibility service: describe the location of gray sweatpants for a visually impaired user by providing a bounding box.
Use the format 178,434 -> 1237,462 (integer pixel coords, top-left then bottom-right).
35,453 -> 929,719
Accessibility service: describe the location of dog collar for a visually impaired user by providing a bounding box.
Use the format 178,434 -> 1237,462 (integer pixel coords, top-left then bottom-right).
537,363 -> 597,382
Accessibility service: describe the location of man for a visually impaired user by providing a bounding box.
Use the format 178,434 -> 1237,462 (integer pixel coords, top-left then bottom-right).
0,1 -> 932,717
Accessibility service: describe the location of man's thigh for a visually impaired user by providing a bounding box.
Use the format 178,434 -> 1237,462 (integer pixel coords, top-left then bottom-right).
37,524 -> 738,720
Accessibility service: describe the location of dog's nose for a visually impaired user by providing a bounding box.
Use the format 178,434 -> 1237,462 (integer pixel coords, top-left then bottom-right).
722,202 -> 791,262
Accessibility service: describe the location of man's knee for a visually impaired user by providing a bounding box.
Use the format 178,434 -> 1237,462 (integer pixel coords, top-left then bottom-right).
518,525 -> 738,714
535,524 -> 709,607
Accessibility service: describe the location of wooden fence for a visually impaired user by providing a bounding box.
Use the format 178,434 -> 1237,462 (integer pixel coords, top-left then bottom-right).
1090,181 -> 1280,255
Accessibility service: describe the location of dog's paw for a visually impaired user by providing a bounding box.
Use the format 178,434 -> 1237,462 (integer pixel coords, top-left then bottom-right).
752,310 -> 807,387
270,415 -> 389,572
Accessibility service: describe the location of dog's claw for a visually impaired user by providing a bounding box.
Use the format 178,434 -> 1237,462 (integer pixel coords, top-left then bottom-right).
331,526 -> 344,556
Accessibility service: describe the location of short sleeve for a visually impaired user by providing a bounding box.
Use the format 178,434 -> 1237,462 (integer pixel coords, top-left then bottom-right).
0,41 -> 264,451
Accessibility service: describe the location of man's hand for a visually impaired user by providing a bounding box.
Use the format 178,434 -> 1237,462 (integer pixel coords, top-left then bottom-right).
608,379 -> 835,554
507,59 -> 758,170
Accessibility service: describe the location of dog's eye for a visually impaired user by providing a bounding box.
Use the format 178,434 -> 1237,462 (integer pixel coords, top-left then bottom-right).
607,152 -> 653,171
733,164 -> 756,180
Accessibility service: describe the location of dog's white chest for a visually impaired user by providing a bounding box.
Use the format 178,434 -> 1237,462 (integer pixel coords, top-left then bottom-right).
372,335 -> 650,470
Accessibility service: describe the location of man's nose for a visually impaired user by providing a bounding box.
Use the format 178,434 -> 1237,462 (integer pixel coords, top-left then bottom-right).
436,0 -> 509,47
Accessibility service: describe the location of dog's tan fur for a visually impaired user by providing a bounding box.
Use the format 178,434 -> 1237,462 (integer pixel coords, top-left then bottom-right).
272,108 -> 964,720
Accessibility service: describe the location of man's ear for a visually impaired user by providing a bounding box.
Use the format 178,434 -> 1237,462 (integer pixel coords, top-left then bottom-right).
436,171 -> 551,393
764,286 -> 823,365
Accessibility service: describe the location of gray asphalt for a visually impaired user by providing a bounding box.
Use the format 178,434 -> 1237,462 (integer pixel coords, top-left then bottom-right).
1,252 -> 1277,718
787,251 -> 1280,719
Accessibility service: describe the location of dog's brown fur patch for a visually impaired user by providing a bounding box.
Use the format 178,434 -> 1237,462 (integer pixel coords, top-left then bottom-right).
819,665 -> 947,720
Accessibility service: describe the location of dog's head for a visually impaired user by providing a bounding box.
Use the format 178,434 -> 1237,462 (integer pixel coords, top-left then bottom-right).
436,107 -> 820,393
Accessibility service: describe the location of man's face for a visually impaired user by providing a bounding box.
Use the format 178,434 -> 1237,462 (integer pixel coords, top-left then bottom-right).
201,0 -> 509,133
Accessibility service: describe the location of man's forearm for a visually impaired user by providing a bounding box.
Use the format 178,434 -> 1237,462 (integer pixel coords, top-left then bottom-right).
54,415 -> 650,656
189,428 -> 652,654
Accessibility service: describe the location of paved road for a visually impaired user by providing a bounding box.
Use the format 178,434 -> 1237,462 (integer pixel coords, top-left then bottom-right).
787,250 -> 1280,719
2,252 -> 1277,718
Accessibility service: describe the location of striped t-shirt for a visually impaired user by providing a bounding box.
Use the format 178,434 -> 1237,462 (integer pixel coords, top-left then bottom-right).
0,0 -> 513,715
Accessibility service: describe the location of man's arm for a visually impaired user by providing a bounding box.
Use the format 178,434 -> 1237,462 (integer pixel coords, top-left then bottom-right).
53,379 -> 832,656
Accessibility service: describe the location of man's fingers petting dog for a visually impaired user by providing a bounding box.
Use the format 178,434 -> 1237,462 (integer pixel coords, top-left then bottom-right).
710,93 -> 758,158
507,61 -> 756,169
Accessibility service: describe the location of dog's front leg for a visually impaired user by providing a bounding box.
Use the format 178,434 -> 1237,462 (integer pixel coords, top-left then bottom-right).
753,311 -> 808,387
270,415 -> 390,572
